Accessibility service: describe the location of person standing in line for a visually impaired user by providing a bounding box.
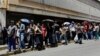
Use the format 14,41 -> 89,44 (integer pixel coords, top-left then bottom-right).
51,22 -> 59,47
69,21 -> 76,40
60,24 -> 68,45
41,24 -> 47,46
19,20 -> 26,51
34,23 -> 43,50
93,23 -> 99,40
83,21 -> 89,40
16,21 -> 21,49
96,24 -> 100,40
88,23 -> 94,40
27,22 -> 35,50
53,22 -> 60,43
2,27 -> 8,44
7,20 -> 17,52
76,23 -> 83,44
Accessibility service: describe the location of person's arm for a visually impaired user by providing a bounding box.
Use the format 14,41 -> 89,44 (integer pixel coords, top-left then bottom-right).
45,29 -> 47,37
38,27 -> 42,34
7,26 -> 10,35
59,28 -> 62,34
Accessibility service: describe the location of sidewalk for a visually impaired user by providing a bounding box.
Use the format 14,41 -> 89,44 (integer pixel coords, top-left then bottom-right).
0,40 -> 98,56
0,49 -> 8,55
0,45 -> 7,50
11,40 -> 100,56
0,45 -> 7,48
0,45 -> 7,56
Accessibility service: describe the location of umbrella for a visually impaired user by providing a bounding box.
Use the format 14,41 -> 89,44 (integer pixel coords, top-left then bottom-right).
63,22 -> 70,25
42,19 -> 54,22
21,18 -> 30,23
54,23 -> 59,26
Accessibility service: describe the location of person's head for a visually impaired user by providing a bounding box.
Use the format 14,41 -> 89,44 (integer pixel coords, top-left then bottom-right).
42,24 -> 46,27
77,23 -> 81,26
54,21 -> 57,23
93,23 -> 96,26
30,20 -> 34,25
10,20 -> 15,26
31,20 -> 34,23
16,21 -> 20,26
37,23 -> 40,27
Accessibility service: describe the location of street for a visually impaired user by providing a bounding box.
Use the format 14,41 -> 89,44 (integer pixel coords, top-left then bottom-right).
11,40 -> 100,56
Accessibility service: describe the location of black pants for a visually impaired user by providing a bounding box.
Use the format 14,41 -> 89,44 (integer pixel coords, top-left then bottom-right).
78,33 -> 83,44
35,34 -> 44,50
44,36 -> 48,46
66,31 -> 71,43
28,34 -> 34,48
71,31 -> 76,40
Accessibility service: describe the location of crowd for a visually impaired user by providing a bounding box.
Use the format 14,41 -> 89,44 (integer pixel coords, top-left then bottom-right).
0,19 -> 100,53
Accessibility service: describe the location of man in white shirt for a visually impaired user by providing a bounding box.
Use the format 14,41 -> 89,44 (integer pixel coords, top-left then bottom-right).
8,20 -> 17,52
69,22 -> 76,40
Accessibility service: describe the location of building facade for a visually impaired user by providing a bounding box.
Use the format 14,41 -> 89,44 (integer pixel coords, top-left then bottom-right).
0,0 -> 100,27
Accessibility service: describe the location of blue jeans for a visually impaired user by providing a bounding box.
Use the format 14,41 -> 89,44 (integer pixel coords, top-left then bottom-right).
78,33 -> 83,44
8,37 -> 16,51
35,34 -> 41,45
19,33 -> 25,49
60,33 -> 68,44
93,31 -> 97,39
55,32 -> 60,42
83,32 -> 88,40
88,31 -> 92,39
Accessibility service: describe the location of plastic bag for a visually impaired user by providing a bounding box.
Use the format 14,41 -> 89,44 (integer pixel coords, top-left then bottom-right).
74,34 -> 78,42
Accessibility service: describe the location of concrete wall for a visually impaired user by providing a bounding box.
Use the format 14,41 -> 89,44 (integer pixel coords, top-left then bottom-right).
23,0 -> 100,18
78,0 -> 100,10
0,9 -> 6,27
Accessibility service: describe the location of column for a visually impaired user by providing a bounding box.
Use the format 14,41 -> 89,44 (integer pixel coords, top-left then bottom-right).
0,9 -> 6,27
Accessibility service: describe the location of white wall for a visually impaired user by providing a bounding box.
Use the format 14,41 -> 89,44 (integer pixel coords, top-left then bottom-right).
0,9 -> 6,27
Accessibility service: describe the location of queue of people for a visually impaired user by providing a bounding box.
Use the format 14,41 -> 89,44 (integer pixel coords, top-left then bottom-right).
0,19 -> 100,53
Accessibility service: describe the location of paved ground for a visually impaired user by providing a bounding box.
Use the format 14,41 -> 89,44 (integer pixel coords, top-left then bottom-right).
10,40 -> 100,56
0,45 -> 7,55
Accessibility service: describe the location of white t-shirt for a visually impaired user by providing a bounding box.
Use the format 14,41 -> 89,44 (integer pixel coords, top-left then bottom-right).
8,25 -> 17,35
69,25 -> 77,32
93,26 -> 99,31
16,29 -> 20,37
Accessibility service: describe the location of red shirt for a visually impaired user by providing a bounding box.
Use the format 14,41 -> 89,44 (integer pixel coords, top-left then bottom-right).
41,26 -> 47,39
83,23 -> 89,32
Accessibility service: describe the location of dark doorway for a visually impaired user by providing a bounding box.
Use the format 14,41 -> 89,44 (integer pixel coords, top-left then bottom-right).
6,11 -> 83,26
